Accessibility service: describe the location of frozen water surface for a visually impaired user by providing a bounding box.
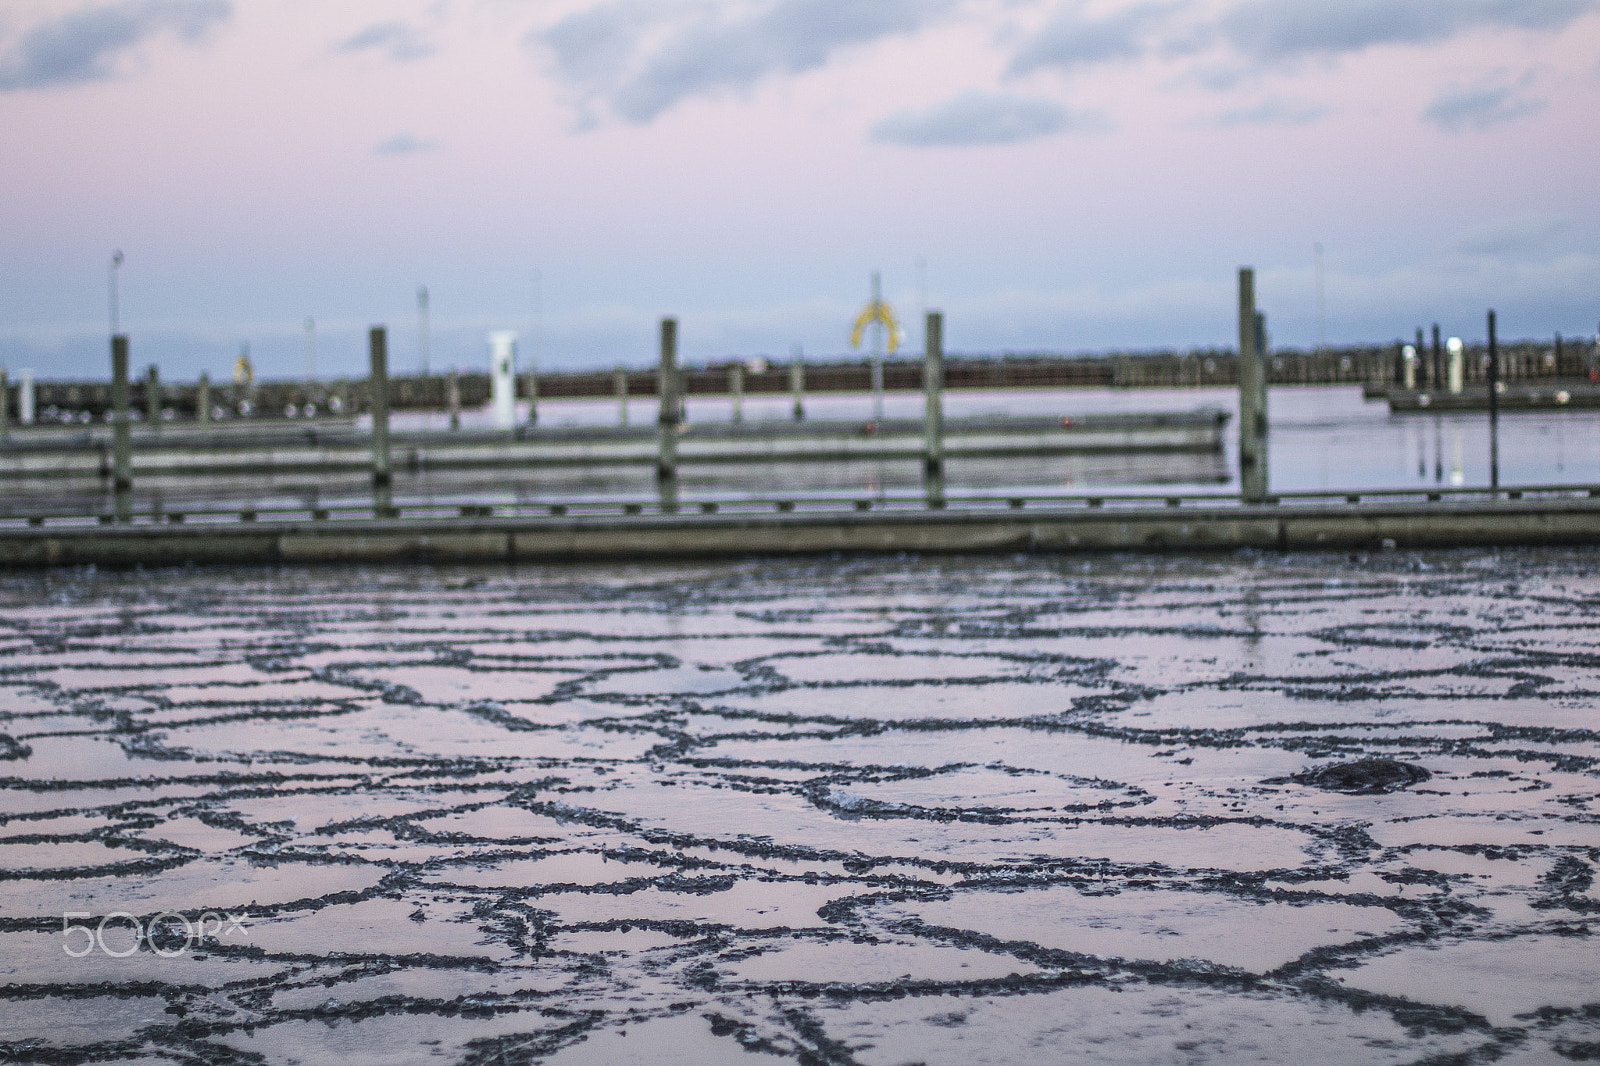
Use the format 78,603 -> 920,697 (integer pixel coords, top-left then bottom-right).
0,550 -> 1598,1063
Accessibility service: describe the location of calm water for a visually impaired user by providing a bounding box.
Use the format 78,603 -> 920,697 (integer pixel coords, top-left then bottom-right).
400,385 -> 1600,495
1,552 -> 1597,1063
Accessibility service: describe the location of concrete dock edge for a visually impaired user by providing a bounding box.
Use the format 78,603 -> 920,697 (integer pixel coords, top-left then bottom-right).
2,497 -> 1598,568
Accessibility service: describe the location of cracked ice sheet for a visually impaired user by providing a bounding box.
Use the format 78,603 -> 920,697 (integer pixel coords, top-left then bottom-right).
0,549 -> 1598,1064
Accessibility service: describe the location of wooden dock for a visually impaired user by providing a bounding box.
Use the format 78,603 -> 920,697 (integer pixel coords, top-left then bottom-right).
0,411 -> 1227,479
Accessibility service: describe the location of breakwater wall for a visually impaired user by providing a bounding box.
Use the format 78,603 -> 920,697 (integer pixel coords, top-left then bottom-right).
13,338 -> 1596,425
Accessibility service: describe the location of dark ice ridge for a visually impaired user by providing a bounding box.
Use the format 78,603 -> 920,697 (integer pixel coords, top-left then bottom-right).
0,550 -> 1597,1063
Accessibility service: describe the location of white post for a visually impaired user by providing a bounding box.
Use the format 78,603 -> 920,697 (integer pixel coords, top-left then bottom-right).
488,331 -> 518,429
1447,337 -> 1464,394
1403,344 -> 1416,390
730,363 -> 744,423
17,369 -> 34,425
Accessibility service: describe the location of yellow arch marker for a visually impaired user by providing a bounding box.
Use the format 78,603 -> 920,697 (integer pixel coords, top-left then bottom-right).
851,298 -> 901,353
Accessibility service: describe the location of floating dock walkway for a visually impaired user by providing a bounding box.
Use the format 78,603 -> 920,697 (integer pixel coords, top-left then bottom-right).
0,411 -> 1226,479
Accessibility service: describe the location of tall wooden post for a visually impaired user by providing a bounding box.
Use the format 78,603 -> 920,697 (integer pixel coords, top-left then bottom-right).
657,318 -> 678,486
369,326 -> 392,487
790,355 -> 805,421
1487,310 -> 1500,491
1238,268 -> 1266,503
144,365 -> 160,429
923,310 -> 945,504
110,335 -> 132,496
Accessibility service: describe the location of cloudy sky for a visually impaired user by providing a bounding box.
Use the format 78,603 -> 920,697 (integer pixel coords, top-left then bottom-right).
1,0 -> 1597,379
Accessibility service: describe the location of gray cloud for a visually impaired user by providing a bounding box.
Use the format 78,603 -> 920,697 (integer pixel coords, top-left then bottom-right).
373,132 -> 439,156
870,90 -> 1102,147
1220,0 -> 1594,61
1214,96 -> 1327,126
334,21 -> 434,63
0,0 -> 230,91
1423,75 -> 1547,131
1453,216 -> 1568,256
1008,3 -> 1172,76
537,0 -> 958,125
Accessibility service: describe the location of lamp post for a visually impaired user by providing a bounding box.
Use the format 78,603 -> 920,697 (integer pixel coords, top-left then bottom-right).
108,250 -> 124,336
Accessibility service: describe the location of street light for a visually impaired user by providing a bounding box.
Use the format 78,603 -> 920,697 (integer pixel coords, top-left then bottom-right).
109,250 -> 124,336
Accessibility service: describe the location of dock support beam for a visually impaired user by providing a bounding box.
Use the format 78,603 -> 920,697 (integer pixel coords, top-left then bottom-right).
1238,268 -> 1267,503
657,318 -> 679,503
369,326 -> 392,487
924,310 -> 945,504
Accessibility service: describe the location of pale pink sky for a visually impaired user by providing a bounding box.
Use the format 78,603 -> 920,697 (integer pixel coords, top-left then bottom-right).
2,0 -> 1597,377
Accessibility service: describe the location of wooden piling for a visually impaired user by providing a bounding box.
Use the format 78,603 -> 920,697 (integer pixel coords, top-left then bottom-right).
110,336 -> 132,492
790,357 -> 805,422
145,365 -> 160,429
369,327 -> 392,487
657,318 -> 678,488
1238,268 -> 1266,503
1487,310 -> 1499,490
923,311 -> 945,492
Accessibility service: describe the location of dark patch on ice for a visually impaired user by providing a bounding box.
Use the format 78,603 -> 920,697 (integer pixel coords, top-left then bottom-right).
1287,758 -> 1433,795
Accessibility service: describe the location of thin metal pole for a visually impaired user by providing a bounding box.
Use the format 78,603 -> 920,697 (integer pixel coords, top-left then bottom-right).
730,363 -> 743,423
417,287 -> 429,377
109,251 -> 123,337
1487,309 -> 1499,491
305,317 -> 316,382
